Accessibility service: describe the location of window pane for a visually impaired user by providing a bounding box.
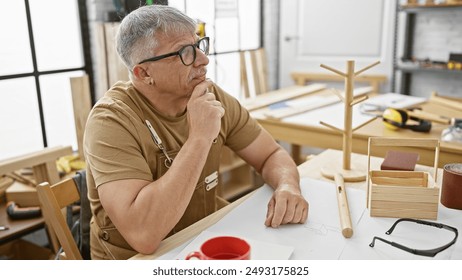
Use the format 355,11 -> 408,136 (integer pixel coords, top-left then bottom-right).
207,55 -> 217,82
40,71 -> 84,151
185,0 -> 215,31
0,78 -> 43,160
215,18 -> 239,52
169,0 -> 186,12
239,0 -> 260,49
29,0 -> 84,71
214,53 -> 240,99
0,1 -> 33,75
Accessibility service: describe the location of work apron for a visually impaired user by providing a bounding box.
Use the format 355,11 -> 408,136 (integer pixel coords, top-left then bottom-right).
90,135 -> 224,260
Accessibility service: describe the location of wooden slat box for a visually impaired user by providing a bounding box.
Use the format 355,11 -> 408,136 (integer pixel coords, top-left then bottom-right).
367,138 -> 440,220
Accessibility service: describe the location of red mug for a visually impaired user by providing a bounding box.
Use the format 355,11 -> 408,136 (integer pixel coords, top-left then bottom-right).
185,236 -> 251,260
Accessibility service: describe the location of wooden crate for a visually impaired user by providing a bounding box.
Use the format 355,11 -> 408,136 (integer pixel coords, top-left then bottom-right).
367,137 -> 440,220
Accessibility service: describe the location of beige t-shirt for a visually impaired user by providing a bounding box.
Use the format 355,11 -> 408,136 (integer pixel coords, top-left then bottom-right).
84,81 -> 261,259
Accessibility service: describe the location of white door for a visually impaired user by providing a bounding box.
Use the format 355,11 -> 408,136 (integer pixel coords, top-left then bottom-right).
279,0 -> 396,91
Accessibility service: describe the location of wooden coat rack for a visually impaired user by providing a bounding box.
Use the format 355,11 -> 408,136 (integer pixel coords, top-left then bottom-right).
319,60 -> 380,182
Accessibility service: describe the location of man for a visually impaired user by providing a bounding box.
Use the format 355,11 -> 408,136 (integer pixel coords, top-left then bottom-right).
84,5 -> 308,260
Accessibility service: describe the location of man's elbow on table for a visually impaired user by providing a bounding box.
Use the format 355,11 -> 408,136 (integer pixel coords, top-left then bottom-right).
126,233 -> 163,255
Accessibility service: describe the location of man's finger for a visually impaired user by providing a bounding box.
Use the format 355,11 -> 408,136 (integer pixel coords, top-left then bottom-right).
265,198 -> 275,227
270,196 -> 287,228
301,203 -> 309,223
282,200 -> 296,224
190,79 -> 213,99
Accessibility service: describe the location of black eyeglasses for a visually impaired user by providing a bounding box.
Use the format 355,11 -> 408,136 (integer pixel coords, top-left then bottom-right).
369,218 -> 458,257
138,37 -> 209,66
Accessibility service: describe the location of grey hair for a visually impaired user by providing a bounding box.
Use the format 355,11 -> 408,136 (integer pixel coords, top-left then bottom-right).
116,5 -> 197,72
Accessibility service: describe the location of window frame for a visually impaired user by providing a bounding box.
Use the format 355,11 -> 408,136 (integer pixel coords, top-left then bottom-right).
0,0 -> 94,150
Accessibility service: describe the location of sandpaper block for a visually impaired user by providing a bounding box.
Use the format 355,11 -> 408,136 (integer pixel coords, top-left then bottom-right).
380,150 -> 420,171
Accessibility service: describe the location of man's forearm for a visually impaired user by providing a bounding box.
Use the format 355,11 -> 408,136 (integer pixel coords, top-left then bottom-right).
260,147 -> 301,192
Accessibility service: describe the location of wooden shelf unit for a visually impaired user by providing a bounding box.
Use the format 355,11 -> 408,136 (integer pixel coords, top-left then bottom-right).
392,2 -> 462,95
400,2 -> 462,11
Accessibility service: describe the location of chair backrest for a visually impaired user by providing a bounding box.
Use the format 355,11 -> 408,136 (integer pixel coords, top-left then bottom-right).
37,178 -> 83,260
240,48 -> 268,99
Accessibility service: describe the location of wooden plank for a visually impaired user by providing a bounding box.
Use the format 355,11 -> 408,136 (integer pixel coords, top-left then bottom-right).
371,201 -> 438,212
33,161 -> 60,185
401,2 -> 462,8
250,50 -> 260,97
371,187 -> 439,203
430,92 -> 462,111
255,49 -> 268,94
371,206 -> 438,220
369,137 -> 439,148
104,22 -> 129,86
70,75 -> 92,160
370,170 -> 429,187
93,22 -> 109,98
291,72 -> 387,93
242,83 -> 327,111
240,51 -> 250,99
371,177 -> 426,187
6,182 -> 39,207
0,177 -> 14,196
0,146 -> 73,176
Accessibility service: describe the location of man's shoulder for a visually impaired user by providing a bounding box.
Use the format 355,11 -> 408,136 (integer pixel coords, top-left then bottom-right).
92,81 -> 141,113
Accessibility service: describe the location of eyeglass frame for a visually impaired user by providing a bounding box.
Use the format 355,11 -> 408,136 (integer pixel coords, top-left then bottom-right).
137,37 -> 210,66
369,218 -> 458,257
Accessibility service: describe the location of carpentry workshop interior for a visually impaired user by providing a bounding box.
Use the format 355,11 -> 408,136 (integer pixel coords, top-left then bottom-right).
1,0 -> 462,262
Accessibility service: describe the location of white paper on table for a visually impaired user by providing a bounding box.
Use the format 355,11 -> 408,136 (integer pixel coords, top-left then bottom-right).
157,177 -> 462,260
361,92 -> 426,110
207,177 -> 367,260
284,102 -> 375,129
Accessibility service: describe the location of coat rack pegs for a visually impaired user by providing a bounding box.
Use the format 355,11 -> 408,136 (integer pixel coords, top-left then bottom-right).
319,60 -> 380,182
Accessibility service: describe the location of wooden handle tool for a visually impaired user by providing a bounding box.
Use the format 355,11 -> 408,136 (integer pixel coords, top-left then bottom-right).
334,173 -> 353,238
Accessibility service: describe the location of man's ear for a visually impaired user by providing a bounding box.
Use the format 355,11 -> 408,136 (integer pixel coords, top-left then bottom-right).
133,64 -> 152,85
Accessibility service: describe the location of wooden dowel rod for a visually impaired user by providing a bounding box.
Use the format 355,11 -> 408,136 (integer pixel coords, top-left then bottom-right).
320,64 -> 346,77
405,109 -> 451,125
334,173 -> 353,238
352,117 -> 378,132
350,95 -> 368,107
354,61 -> 380,77
319,121 -> 344,134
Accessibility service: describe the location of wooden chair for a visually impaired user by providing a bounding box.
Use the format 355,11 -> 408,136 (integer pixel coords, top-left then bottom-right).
240,48 -> 269,99
36,178 -> 83,260
0,146 -> 73,252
